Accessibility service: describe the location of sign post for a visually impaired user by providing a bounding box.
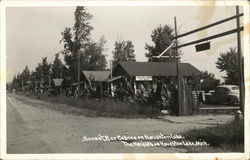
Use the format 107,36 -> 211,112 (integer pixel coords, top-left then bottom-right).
174,16 -> 184,116
236,6 -> 244,114
135,76 -> 153,81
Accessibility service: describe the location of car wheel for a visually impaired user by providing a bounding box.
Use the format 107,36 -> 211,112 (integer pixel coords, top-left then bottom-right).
205,97 -> 210,104
227,98 -> 235,106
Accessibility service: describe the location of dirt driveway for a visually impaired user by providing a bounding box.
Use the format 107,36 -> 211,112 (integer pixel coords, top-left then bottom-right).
7,94 -> 235,153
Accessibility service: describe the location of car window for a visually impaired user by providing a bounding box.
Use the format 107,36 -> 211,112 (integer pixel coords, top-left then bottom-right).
232,86 -> 239,90
217,88 -> 224,92
224,88 -> 230,92
214,88 -> 220,93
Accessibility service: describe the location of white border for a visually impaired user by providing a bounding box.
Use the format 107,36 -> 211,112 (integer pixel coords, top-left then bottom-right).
1,1 -> 249,160
0,0 -> 249,7
0,2 -> 7,160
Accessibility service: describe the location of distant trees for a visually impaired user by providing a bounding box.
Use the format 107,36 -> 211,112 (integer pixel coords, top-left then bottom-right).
200,71 -> 220,92
81,36 -> 107,70
21,65 -> 31,83
60,6 -> 93,82
10,56 -> 57,90
30,71 -> 37,83
51,53 -> 65,79
10,6 -> 109,91
216,48 -> 240,85
8,66 -> 31,91
60,6 -> 107,82
35,57 -> 51,86
112,40 -> 136,68
10,74 -> 20,91
145,25 -> 181,62
188,71 -> 220,92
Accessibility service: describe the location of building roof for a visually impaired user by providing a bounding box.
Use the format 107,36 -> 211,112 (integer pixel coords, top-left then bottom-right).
104,76 -> 123,83
115,61 -> 200,77
217,85 -> 239,89
70,81 -> 84,86
82,71 -> 110,82
26,80 -> 32,84
52,78 -> 64,87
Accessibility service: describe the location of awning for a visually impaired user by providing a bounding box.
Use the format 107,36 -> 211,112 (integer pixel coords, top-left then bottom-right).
82,71 -> 110,82
104,76 -> 123,83
70,81 -> 85,86
26,80 -> 32,84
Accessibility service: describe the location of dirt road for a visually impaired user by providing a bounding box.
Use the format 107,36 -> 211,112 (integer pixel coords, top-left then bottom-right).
7,94 -> 235,153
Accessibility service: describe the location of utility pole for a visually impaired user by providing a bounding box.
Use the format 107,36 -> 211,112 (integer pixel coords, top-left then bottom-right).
110,60 -> 113,78
48,68 -> 51,87
174,17 -> 183,116
77,49 -> 80,97
110,60 -> 114,97
22,79 -> 24,92
236,6 -> 244,114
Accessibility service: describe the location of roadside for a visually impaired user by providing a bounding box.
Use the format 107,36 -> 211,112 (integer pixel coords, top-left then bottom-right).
7,97 -> 52,153
182,118 -> 244,152
7,94 -> 236,153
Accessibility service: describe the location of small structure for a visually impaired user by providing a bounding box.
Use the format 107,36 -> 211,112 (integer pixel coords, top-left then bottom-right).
82,71 -> 110,83
82,71 -> 110,98
24,80 -> 33,94
52,78 -> 65,95
26,80 -> 32,85
112,61 -> 200,93
111,61 -> 201,115
53,78 -> 64,87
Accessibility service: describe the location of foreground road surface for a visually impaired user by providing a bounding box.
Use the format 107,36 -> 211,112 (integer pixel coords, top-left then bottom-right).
7,94 -> 234,153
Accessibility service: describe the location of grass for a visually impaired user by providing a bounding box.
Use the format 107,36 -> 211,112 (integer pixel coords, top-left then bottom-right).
23,93 -> 160,118
182,119 -> 244,152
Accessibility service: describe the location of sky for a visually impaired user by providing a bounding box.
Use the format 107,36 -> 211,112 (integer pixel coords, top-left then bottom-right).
6,5 -> 244,82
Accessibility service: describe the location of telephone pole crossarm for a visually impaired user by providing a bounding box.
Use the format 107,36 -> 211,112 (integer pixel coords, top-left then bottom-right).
172,27 -> 243,49
173,13 -> 243,39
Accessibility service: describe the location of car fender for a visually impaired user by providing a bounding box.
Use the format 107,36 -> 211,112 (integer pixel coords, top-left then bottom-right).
227,94 -> 239,102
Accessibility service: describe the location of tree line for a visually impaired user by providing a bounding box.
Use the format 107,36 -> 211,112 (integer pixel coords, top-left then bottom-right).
8,6 -> 240,92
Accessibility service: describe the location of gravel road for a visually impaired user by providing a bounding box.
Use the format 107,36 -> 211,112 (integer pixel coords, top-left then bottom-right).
7,94 -> 235,153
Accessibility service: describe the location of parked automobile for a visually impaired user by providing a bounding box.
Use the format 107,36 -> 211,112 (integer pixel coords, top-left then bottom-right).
204,90 -> 214,103
205,90 -> 215,96
205,85 -> 239,105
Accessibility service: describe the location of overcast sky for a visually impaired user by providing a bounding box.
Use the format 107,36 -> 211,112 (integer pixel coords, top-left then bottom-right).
6,6 -> 243,82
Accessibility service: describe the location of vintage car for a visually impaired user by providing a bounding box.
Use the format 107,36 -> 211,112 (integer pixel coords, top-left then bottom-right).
205,85 -> 239,105
205,90 -> 215,96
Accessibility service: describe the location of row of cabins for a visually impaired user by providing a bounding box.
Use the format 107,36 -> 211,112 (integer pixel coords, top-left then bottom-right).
82,61 -> 200,98
21,61 -> 201,115
23,62 -> 200,97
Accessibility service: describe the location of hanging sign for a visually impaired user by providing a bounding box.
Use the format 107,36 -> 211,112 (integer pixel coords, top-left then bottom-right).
136,76 -> 153,81
195,42 -> 210,52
